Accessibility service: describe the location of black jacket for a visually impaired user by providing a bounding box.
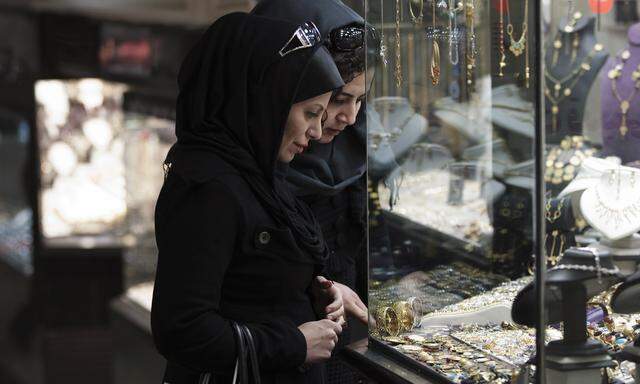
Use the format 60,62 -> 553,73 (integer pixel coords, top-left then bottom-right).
152,160 -> 325,384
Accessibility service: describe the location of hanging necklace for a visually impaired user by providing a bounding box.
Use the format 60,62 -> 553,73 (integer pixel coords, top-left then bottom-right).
447,0 -> 463,65
505,0 -> 528,57
544,43 -> 604,131
550,13 -> 583,67
395,0 -> 403,88
465,0 -> 476,89
409,0 -> 424,24
379,0 -> 388,68
545,198 -> 567,266
497,0 -> 507,76
430,0 -> 441,85
608,49 -> 640,137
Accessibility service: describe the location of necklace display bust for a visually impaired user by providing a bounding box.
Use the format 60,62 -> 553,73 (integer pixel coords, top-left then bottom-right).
601,22 -> 640,164
545,16 -> 608,144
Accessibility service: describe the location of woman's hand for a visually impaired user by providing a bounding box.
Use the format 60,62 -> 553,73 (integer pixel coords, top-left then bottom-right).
334,282 -> 368,325
311,276 -> 345,325
298,319 -> 343,363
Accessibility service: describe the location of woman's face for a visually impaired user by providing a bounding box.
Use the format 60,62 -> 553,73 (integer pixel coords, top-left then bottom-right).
318,70 -> 371,144
278,91 -> 332,162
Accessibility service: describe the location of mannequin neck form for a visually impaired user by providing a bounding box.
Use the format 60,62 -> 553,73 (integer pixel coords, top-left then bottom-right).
630,22 -> 640,46
597,234 -> 640,275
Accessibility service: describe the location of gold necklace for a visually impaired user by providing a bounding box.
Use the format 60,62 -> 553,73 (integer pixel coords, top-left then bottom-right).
409,0 -> 424,24
545,198 -> 564,224
608,49 -> 640,137
465,0 -> 476,89
544,43 -> 604,132
395,0 -> 402,88
430,0 -> 441,86
505,0 -> 528,57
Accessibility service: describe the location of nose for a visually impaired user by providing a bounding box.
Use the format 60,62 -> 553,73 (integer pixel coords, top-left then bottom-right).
307,119 -> 322,140
337,103 -> 358,126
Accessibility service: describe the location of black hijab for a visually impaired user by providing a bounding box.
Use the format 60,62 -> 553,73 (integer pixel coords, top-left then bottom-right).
166,12 -> 344,263
252,0 -> 367,198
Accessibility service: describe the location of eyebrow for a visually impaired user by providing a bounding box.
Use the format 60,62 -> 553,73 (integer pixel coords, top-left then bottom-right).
336,91 -> 355,98
312,103 -> 325,111
335,91 -> 365,100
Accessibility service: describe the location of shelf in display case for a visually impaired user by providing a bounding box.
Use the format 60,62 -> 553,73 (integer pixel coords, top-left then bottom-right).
382,211 -> 488,267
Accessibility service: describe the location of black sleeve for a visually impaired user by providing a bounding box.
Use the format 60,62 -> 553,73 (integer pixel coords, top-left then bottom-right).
151,176 -> 307,374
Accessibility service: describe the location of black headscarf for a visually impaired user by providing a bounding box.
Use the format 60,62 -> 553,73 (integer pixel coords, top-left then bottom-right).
166,12 -> 344,263
252,0 -> 367,199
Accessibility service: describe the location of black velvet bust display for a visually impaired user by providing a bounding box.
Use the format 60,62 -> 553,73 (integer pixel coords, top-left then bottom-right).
512,248 -> 623,328
545,16 -> 609,144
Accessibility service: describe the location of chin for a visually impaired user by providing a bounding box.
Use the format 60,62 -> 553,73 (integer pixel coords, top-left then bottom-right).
318,135 -> 335,144
277,152 -> 295,163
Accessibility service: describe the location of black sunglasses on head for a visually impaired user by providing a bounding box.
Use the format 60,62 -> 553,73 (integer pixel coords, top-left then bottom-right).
327,25 -> 365,52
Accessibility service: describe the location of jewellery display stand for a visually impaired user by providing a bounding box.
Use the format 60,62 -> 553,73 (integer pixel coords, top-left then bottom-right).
580,167 -> 640,241
545,16 -> 608,144
368,97 -> 428,181
529,249 -> 620,383
595,234 -> 640,274
601,22 -> 640,164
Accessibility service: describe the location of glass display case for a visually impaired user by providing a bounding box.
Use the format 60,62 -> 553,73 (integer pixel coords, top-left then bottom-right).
361,1 -> 640,383
121,104 -> 175,290
35,79 -> 175,287
35,78 -> 129,241
539,2 -> 640,384
365,0 -> 541,382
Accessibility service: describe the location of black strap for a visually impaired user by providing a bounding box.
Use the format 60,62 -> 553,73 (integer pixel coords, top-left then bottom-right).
240,326 -> 261,384
231,322 -> 248,384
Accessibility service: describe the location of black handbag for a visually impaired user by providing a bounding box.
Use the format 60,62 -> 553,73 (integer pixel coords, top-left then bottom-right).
162,322 -> 261,384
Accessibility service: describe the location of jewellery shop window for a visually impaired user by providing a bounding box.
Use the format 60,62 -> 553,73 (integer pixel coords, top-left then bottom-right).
539,1 -> 640,384
366,0 -> 541,382
35,79 -> 175,297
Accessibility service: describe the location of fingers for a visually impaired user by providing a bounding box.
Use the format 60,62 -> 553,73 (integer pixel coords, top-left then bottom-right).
351,306 -> 369,325
323,318 -> 343,335
316,275 -> 334,289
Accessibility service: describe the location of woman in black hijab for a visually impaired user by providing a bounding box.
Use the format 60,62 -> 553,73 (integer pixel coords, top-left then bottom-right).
252,2 -> 377,383
151,12 -> 347,384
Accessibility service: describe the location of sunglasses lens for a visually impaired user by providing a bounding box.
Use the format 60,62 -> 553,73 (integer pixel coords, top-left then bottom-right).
332,27 -> 364,51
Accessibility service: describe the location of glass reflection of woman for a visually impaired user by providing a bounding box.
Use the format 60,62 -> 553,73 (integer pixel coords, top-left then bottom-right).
152,13 -> 348,384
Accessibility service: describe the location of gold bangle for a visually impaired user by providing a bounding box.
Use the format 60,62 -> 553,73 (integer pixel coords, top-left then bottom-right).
393,301 -> 415,332
375,306 -> 400,336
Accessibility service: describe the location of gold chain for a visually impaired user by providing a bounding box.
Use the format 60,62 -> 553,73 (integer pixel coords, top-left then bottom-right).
544,43 -> 603,131
545,198 -> 564,224
505,0 -> 528,57
609,49 -> 640,137
430,0 -> 440,85
395,0 -> 402,88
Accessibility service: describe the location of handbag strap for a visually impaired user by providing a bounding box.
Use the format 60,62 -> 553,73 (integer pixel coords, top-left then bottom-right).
239,325 -> 261,384
231,322 -> 248,384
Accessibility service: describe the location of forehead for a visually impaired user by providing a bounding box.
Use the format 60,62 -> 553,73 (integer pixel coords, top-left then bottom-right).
339,72 -> 367,96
